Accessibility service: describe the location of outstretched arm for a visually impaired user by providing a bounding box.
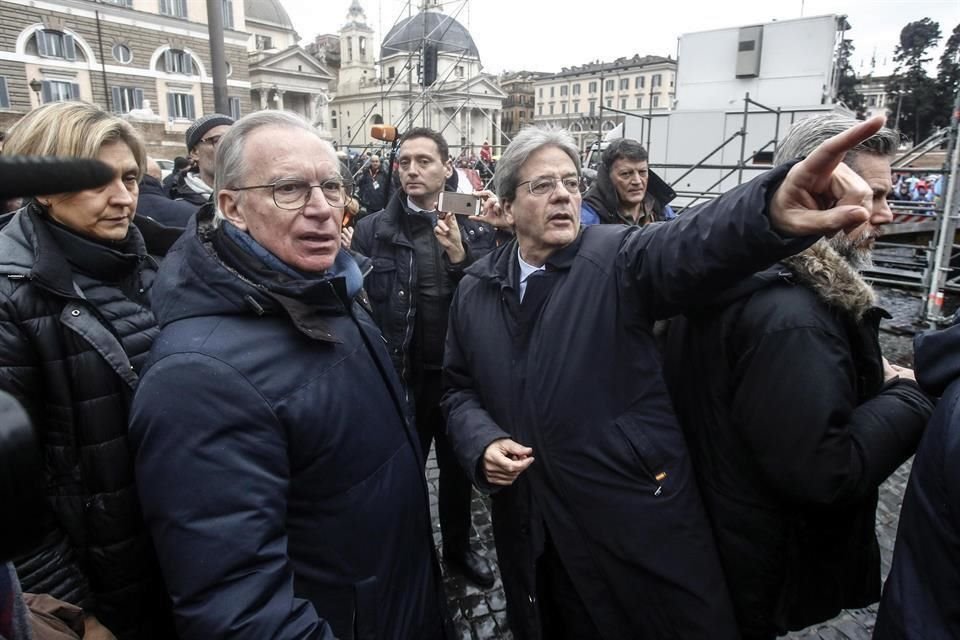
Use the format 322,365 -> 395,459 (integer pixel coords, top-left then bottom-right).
618,115 -> 886,320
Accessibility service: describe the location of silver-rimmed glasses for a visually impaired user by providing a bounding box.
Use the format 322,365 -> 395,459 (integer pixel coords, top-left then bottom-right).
228,178 -> 349,209
516,175 -> 584,197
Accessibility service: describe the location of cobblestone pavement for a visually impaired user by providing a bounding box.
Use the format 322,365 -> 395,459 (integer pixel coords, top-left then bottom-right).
426,287 -> 928,640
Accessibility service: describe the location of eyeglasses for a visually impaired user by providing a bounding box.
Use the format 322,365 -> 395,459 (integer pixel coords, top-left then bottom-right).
516,176 -> 583,197
228,178 -> 349,209
199,134 -> 224,147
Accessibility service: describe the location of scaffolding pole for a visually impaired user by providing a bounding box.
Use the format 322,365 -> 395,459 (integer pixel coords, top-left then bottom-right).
922,91 -> 960,325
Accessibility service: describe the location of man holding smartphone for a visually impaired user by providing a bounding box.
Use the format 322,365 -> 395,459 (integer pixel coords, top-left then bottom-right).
352,128 -> 499,587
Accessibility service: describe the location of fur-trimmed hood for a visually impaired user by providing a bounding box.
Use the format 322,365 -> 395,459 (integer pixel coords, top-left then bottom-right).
782,238 -> 876,320
697,238 -> 877,320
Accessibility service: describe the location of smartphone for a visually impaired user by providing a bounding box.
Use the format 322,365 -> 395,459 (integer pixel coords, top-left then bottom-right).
437,192 -> 480,217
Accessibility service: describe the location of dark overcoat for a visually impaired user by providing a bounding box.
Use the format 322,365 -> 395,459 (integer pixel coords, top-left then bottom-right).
129,208 -> 447,640
874,322 -> 960,640
664,242 -> 932,637
442,166 -> 809,640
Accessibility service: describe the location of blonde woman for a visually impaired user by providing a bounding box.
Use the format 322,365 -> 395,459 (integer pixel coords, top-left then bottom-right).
0,102 -> 174,640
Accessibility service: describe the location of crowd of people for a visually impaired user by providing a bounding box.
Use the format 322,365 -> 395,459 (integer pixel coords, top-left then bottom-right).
890,173 -> 941,204
0,101 -> 956,640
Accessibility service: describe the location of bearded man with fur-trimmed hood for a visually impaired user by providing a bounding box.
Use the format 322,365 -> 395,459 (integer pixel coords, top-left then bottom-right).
662,115 -> 934,640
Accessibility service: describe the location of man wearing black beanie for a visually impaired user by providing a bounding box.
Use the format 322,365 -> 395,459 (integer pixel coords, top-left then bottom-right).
169,113 -> 234,208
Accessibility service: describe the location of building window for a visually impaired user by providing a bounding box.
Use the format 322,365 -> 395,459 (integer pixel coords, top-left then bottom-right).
652,95 -> 660,108
0,77 -> 9,109
868,95 -> 877,107
331,110 -> 337,128
561,103 -> 567,114
222,0 -> 234,28
228,96 -> 241,119
166,92 -> 195,120
538,87 -> 543,98
589,100 -> 596,116
652,74 -> 662,88
670,76 -> 674,87
529,110 -> 533,119
620,98 -> 626,110
619,78 -> 629,90
163,49 -> 195,75
387,66 -> 395,79
573,102 -> 579,113
572,83 -> 580,95
605,98 -> 612,108
255,35 -> 273,50
604,79 -> 614,92
549,87 -> 555,98
560,85 -> 567,96
159,0 -> 187,18
102,0 -> 133,5
635,76 -> 644,89
636,96 -> 642,108
588,81 -> 597,94
41,80 -> 81,103
111,43 -> 132,64
359,36 -> 366,60
36,30 -> 77,61
538,104 -> 543,115
111,86 -> 144,114
455,65 -> 464,78
346,37 -> 352,62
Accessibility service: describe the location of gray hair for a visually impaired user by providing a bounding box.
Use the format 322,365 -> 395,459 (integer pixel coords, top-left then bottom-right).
214,110 -> 336,218
495,125 -> 581,201
773,114 -> 900,168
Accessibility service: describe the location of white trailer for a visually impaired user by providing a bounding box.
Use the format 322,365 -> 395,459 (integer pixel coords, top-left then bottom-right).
595,14 -> 852,208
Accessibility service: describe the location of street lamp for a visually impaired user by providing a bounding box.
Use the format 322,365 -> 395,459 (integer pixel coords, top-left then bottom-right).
29,78 -> 42,105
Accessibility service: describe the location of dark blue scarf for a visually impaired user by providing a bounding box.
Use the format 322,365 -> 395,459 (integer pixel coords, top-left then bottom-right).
223,221 -> 363,299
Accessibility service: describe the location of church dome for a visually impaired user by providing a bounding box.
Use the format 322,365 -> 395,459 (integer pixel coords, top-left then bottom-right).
244,0 -> 294,29
381,10 -> 480,59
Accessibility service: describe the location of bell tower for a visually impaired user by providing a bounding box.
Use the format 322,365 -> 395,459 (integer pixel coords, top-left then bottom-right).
338,0 -> 375,91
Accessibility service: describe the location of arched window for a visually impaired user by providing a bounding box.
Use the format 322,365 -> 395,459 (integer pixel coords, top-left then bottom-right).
33,29 -> 78,61
162,49 -> 196,75
371,114 -> 383,125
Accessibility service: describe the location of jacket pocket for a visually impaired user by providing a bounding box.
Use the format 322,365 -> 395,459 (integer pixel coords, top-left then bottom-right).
352,576 -> 378,640
615,415 -> 670,494
365,259 -> 396,303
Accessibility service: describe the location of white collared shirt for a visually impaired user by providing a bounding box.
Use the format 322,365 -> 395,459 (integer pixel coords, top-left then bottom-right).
406,196 -> 436,214
517,247 -> 546,302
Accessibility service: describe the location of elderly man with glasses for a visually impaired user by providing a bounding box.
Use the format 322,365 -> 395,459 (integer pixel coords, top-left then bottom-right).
168,113 -> 234,208
129,111 -> 449,640
441,118 -> 890,640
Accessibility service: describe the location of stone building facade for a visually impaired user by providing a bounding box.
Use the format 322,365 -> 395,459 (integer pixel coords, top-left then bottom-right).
499,70 -> 544,144
0,0 -> 252,158
532,54 -> 677,151
327,0 -> 505,156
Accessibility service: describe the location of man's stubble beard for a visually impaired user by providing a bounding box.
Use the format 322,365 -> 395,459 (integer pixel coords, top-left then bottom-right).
829,229 -> 878,271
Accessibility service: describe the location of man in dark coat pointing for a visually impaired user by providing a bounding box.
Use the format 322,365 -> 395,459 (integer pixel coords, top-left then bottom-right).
441,117 -> 889,640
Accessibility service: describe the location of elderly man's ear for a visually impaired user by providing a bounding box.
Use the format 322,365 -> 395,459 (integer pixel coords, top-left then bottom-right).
218,191 -> 247,230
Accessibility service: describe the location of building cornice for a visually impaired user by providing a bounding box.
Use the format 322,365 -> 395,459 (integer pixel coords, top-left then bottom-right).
6,0 -> 251,46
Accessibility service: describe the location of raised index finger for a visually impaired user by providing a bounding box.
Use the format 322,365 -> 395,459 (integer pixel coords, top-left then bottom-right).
801,114 -> 885,175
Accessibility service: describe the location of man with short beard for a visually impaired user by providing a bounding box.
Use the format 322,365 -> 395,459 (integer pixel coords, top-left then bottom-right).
663,114 -> 934,640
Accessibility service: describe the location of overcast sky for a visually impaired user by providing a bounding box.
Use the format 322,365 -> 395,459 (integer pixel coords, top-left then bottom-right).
280,0 -> 959,76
